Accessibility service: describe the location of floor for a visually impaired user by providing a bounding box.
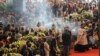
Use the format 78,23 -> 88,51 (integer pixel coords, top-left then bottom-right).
70,49 -> 99,56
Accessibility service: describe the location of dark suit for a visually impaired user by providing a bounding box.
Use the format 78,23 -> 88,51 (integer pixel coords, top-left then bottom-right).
50,38 -> 57,56
62,30 -> 72,56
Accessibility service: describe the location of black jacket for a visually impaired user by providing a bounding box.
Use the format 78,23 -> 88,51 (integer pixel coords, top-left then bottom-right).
62,30 -> 71,46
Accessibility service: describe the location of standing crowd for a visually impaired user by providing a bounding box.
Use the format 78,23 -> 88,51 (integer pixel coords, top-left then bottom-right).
0,0 -> 100,56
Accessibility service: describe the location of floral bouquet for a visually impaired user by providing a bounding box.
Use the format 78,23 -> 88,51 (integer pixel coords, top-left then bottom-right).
3,53 -> 22,56
10,40 -> 26,51
81,11 -> 93,20
69,12 -> 83,21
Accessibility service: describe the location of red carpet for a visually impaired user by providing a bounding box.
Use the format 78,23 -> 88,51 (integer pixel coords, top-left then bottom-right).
70,49 -> 99,56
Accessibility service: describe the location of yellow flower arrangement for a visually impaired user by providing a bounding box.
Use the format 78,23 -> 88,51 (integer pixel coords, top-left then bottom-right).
37,32 -> 45,37
81,11 -> 93,19
69,10 -> 93,21
70,12 -> 79,19
84,26 -> 89,31
3,48 -> 9,53
3,53 -> 22,56
10,40 -> 26,50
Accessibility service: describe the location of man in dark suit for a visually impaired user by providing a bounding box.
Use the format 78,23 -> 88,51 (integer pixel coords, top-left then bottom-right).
97,19 -> 100,56
97,1 -> 100,56
62,27 -> 72,56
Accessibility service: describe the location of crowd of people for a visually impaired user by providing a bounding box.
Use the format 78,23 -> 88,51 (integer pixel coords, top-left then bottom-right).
47,0 -> 98,17
0,20 -> 99,56
0,10 -> 22,26
0,0 -> 100,56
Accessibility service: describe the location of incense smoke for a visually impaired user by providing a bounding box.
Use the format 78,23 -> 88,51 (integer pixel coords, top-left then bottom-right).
22,0 -> 80,35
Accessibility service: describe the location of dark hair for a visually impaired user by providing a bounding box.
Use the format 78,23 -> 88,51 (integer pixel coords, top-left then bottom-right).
69,16 -> 72,19
34,32 -> 37,36
15,29 -> 19,33
27,37 -> 33,42
7,53 -> 11,56
31,28 -> 34,32
5,44 -> 10,48
15,27 -> 19,33
37,22 -> 41,27
0,22 -> 3,27
0,42 -> 3,48
8,32 -> 12,36
11,24 -> 14,27
20,27 -> 24,31
0,27 -> 3,30
42,38 -> 46,42
26,41 -> 31,47
25,30 -> 29,35
49,29 -> 52,35
35,49 -> 40,54
11,44 -> 16,48
11,29 -> 15,33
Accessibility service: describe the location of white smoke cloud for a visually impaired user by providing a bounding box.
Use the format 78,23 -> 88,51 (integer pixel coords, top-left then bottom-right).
22,0 -> 81,35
